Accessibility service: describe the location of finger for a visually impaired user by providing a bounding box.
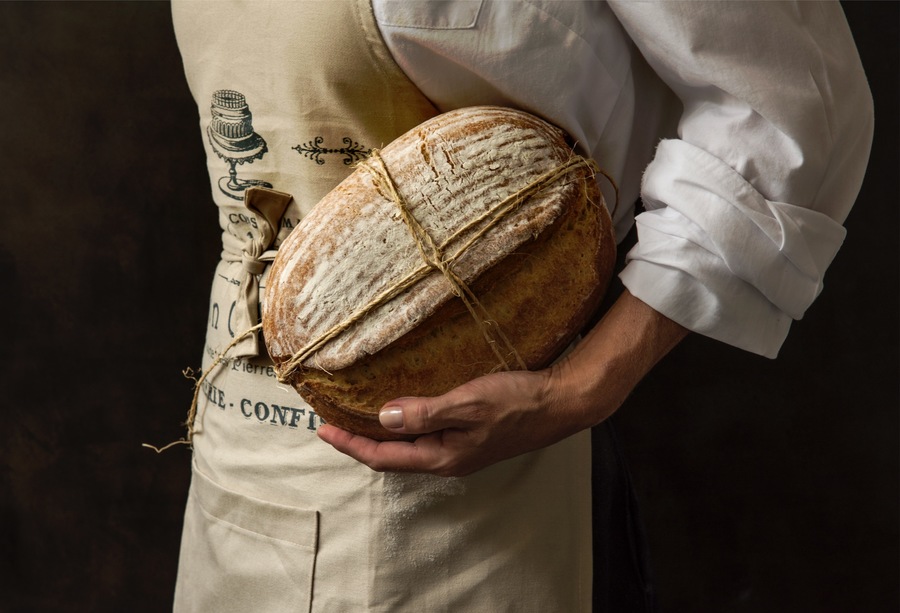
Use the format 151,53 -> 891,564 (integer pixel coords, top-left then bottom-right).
317,423 -> 444,473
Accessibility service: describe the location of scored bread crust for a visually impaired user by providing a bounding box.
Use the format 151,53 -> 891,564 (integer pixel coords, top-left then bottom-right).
262,106 -> 616,440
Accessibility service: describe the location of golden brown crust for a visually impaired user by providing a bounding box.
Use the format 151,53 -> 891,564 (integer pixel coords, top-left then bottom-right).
262,107 -> 616,440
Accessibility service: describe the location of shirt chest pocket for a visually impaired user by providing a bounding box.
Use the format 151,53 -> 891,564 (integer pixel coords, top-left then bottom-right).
174,465 -> 319,613
372,0 -> 483,29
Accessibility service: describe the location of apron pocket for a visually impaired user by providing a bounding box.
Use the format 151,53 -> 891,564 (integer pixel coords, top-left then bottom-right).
174,464 -> 319,613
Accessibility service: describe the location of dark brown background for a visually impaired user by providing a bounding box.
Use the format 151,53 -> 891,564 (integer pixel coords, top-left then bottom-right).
1,2 -> 896,611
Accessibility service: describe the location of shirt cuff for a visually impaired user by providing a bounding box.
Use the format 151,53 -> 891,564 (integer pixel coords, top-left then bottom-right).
620,247 -> 792,359
621,139 -> 848,358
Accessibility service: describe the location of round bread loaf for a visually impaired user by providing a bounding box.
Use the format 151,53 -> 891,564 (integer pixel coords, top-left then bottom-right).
262,106 -> 615,440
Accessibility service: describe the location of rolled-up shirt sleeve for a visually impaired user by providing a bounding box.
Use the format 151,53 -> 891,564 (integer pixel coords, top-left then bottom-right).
609,0 -> 873,357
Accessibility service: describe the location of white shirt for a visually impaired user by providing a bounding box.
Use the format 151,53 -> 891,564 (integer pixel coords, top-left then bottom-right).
373,0 -> 873,358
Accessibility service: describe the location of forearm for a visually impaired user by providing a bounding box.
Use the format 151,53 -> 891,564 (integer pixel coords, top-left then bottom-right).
547,289 -> 689,430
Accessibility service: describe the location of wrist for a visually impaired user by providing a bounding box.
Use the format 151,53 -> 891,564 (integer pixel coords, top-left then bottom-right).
545,290 -> 688,428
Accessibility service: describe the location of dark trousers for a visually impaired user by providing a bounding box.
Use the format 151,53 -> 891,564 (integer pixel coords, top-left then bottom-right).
592,419 -> 658,612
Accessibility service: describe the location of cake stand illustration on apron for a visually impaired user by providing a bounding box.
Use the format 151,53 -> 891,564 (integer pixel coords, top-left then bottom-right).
206,89 -> 272,200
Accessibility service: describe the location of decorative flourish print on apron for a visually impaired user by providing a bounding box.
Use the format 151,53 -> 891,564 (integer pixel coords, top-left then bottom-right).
207,89 -> 273,200
293,136 -> 371,165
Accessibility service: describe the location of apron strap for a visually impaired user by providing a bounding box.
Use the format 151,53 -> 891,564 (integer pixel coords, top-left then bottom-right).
225,186 -> 293,357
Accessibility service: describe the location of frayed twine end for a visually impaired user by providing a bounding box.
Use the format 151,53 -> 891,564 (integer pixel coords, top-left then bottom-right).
143,324 -> 263,455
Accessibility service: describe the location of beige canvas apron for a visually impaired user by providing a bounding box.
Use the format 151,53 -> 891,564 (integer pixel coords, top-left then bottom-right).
171,1 -> 592,611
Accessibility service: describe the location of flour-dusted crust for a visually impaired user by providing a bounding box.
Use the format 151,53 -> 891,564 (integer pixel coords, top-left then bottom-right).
263,106 -> 615,439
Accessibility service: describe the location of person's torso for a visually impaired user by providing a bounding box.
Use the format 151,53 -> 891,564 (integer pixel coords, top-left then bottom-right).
171,2 -> 593,610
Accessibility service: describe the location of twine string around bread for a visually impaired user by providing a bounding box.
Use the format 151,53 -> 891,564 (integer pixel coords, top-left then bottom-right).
275,149 -> 604,384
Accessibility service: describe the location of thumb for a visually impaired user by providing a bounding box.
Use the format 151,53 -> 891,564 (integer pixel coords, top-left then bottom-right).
378,395 -> 457,435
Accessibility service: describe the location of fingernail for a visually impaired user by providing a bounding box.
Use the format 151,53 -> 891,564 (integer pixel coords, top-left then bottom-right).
379,407 -> 404,429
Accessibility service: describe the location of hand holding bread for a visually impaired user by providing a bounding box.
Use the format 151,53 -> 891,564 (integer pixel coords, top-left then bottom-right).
318,290 -> 688,477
